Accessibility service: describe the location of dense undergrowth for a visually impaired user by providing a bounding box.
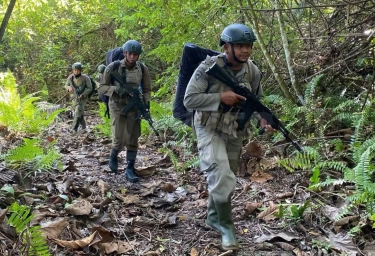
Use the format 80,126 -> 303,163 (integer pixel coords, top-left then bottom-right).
1,64 -> 375,253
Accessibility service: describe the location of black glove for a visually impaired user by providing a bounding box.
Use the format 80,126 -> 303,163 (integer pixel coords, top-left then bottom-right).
114,85 -> 126,97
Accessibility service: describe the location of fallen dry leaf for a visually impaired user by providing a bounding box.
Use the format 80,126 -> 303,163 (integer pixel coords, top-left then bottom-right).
101,240 -> 137,254
97,179 -> 110,196
52,231 -> 101,249
190,247 -> 199,256
160,182 -> 176,192
30,210 -> 47,226
192,199 -> 206,208
259,157 -> 279,170
40,218 -> 68,239
244,140 -> 263,158
65,199 -> 93,215
91,226 -> 114,243
254,232 -> 299,243
113,192 -> 140,205
136,165 -> 156,177
257,203 -> 279,221
329,232 -> 358,255
334,215 -> 360,226
363,241 -> 375,256
250,170 -> 273,183
293,247 -> 304,256
244,202 -> 262,215
275,192 -> 294,199
143,249 -> 161,255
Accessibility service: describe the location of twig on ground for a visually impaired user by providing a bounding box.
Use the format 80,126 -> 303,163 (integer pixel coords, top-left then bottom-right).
114,215 -> 139,256
218,250 -> 233,256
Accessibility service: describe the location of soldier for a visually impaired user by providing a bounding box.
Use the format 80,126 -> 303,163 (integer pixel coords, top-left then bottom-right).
98,40 -> 151,183
183,24 -> 275,250
96,64 -> 106,84
65,62 -> 92,133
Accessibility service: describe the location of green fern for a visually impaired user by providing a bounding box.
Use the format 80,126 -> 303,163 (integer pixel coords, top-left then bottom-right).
3,138 -> 62,177
334,204 -> 354,221
309,177 -> 346,190
0,72 -> 64,133
8,202 -> 51,256
159,147 -> 198,173
351,103 -> 371,145
304,74 -> 323,106
279,147 -> 319,172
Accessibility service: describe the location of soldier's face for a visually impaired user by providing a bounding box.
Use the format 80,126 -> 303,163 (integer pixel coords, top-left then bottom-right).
231,43 -> 252,61
225,43 -> 253,64
124,51 -> 140,64
73,69 -> 81,75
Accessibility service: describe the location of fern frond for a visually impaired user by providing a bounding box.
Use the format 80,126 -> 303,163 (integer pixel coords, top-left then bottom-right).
304,74 -> 323,106
308,177 -> 346,190
332,98 -> 357,113
279,148 -> 319,172
4,138 -> 62,176
8,202 -> 51,256
183,155 -> 199,170
351,100 -> 372,145
315,161 -> 349,173
334,204 -> 354,221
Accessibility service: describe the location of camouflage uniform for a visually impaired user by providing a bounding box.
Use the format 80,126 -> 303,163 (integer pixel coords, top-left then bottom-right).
184,53 -> 262,202
98,52 -> 151,182
65,74 -> 92,131
99,59 -> 151,151
184,33 -> 262,250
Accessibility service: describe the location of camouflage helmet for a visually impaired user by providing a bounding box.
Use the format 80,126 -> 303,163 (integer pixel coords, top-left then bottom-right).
98,64 -> 106,73
72,62 -> 83,70
219,23 -> 256,46
123,40 -> 143,54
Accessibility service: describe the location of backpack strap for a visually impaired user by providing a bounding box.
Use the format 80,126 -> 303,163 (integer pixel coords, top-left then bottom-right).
139,61 -> 145,87
70,75 -> 75,86
113,60 -> 121,71
247,60 -> 261,95
111,60 -> 145,87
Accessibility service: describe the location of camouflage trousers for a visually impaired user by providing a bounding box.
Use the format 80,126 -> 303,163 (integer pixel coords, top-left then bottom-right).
109,100 -> 141,152
72,97 -> 87,131
195,126 -> 244,203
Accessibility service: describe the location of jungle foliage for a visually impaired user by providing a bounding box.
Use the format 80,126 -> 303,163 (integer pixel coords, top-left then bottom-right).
1,0 -> 375,251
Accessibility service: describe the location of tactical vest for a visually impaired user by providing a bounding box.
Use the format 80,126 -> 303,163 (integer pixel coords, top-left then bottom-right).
69,74 -> 89,95
110,59 -> 144,104
194,54 -> 261,137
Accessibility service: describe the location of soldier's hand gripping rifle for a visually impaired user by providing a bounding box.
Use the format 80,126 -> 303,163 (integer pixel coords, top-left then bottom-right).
111,72 -> 159,136
206,62 -> 303,153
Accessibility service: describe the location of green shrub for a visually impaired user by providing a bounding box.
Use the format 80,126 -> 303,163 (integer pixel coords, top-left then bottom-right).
0,72 -> 63,134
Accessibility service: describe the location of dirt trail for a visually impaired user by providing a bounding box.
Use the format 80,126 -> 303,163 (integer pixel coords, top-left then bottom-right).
2,105 -> 360,255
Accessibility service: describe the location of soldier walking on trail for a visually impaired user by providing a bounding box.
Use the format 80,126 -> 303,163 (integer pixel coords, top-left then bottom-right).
96,64 -> 106,84
183,24 -> 275,250
65,62 -> 93,133
98,40 -> 152,183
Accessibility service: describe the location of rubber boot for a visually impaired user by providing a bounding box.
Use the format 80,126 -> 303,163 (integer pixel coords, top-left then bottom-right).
215,200 -> 239,251
109,148 -> 119,173
72,116 -> 81,133
80,115 -> 87,132
125,150 -> 139,183
206,195 -> 221,232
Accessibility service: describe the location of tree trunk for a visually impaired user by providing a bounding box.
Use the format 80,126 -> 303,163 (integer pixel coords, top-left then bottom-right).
240,0 -> 296,103
0,0 -> 17,42
272,0 -> 304,102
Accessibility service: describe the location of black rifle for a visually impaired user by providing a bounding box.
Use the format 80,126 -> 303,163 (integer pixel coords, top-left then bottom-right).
205,62 -> 303,152
111,72 -> 159,136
